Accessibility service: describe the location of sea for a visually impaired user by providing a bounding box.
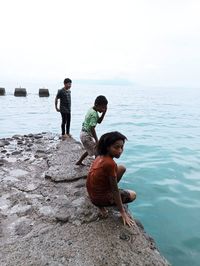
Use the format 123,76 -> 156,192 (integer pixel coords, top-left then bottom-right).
0,83 -> 200,266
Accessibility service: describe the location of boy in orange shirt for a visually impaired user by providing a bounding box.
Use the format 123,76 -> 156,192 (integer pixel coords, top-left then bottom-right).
86,131 -> 136,226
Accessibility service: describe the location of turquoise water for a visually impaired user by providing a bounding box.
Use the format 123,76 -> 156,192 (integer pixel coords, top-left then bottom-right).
1,85 -> 200,265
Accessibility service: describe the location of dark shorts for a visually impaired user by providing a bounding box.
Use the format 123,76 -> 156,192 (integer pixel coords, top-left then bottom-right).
91,189 -> 133,207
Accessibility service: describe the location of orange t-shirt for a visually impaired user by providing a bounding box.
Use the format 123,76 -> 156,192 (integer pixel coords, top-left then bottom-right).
86,156 -> 117,205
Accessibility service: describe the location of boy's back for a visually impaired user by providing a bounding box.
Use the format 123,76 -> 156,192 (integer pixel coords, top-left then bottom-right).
82,107 -> 99,134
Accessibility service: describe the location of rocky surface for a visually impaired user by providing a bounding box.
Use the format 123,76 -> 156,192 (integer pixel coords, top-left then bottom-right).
0,133 -> 170,266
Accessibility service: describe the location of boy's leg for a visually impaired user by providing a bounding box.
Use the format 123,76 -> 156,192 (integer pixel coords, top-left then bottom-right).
117,165 -> 126,183
66,113 -> 71,136
76,151 -> 88,165
76,132 -> 96,165
120,189 -> 136,203
98,207 -> 108,218
61,113 -> 67,136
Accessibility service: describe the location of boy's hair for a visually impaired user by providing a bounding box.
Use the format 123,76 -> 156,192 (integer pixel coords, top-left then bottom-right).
97,131 -> 127,155
94,95 -> 108,106
64,78 -> 72,84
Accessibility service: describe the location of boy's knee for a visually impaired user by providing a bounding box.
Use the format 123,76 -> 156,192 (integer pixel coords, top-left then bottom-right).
129,190 -> 136,201
118,165 -> 126,174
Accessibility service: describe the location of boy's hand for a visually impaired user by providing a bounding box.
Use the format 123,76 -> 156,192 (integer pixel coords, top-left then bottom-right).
103,106 -> 107,113
120,210 -> 135,227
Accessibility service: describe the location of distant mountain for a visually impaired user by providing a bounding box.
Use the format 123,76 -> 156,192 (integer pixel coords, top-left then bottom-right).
75,78 -> 135,86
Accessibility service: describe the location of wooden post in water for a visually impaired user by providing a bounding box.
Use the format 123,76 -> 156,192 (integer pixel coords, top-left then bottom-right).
39,88 -> 50,97
0,88 -> 5,96
14,88 -> 27,97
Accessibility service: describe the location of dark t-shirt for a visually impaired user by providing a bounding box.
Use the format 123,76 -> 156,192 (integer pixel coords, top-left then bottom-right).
56,88 -> 71,113
86,156 -> 117,205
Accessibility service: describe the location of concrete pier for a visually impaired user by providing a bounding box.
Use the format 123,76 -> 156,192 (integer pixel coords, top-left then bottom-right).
14,88 -> 27,97
0,87 -> 5,95
0,133 -> 170,266
39,88 -> 50,97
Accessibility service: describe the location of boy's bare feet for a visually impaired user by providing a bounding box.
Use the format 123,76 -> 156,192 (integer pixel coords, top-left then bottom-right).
61,135 -> 67,140
98,207 -> 108,218
75,161 -> 86,166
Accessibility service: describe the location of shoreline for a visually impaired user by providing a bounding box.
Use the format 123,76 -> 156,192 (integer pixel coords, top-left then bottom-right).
0,132 -> 170,265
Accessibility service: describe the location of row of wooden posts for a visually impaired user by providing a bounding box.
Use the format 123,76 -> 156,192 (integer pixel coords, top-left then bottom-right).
0,88 -> 50,97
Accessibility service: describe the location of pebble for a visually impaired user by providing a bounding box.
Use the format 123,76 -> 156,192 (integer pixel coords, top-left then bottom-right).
34,135 -> 43,139
119,232 -> 130,241
12,150 -> 22,155
0,140 -> 10,147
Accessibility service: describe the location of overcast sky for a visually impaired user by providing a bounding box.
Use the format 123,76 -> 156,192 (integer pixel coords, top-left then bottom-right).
0,0 -> 200,87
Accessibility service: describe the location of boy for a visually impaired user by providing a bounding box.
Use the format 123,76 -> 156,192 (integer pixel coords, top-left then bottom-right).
55,78 -> 72,140
76,95 -> 108,165
87,131 -> 136,226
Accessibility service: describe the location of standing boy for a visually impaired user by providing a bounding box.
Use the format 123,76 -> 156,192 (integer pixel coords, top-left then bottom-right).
55,78 -> 72,140
76,95 -> 108,165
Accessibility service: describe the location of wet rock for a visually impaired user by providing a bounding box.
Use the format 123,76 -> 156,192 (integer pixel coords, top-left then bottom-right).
12,134 -> 23,139
120,232 -> 130,241
34,134 -> 43,139
27,143 -> 33,147
0,159 -> 5,166
36,149 -> 46,153
11,150 -> 22,155
0,140 -> 10,147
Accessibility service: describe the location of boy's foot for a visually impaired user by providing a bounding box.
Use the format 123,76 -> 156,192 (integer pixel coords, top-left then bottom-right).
98,207 -> 108,218
75,161 -> 86,166
67,133 -> 72,138
61,135 -> 67,140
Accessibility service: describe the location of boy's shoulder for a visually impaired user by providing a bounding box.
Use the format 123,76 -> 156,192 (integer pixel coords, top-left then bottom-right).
87,107 -> 98,116
96,156 -> 116,167
57,88 -> 63,94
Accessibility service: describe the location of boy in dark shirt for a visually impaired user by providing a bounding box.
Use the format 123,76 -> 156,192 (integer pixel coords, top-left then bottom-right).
55,78 -> 72,140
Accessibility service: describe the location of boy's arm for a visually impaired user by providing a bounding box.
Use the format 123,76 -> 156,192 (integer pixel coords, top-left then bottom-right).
55,96 -> 60,112
97,107 -> 107,124
90,126 -> 98,143
108,176 -> 135,227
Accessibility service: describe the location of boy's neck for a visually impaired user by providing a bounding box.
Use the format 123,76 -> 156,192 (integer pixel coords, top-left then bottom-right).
93,106 -> 98,111
105,153 -> 114,159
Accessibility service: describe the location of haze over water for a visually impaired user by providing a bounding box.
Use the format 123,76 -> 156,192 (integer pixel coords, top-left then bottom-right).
0,84 -> 200,266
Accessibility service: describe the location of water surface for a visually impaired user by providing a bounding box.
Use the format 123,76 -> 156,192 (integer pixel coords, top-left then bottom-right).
0,85 -> 200,266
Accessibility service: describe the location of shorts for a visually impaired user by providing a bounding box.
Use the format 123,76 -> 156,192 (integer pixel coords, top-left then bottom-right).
91,189 -> 133,207
80,131 -> 97,156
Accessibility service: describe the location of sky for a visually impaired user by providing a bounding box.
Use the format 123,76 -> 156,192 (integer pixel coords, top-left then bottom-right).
0,0 -> 200,88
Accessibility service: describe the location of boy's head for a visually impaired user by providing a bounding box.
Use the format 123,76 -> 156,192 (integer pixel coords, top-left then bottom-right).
97,131 -> 127,158
94,95 -> 108,113
64,78 -> 72,90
